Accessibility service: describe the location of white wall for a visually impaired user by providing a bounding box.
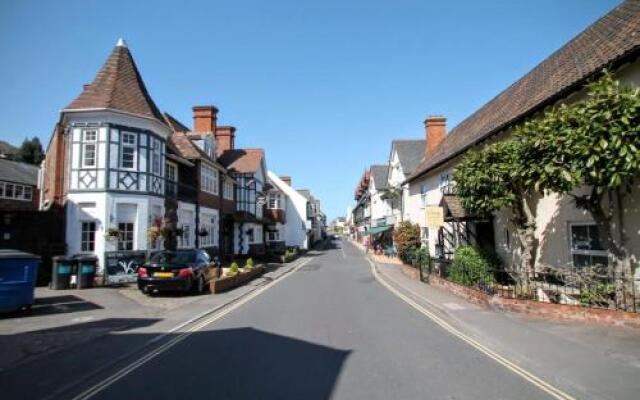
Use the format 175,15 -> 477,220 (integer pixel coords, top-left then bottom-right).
267,171 -> 309,249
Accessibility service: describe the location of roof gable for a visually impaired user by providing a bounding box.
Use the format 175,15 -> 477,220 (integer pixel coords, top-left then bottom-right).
66,41 -> 165,124
369,164 -> 389,190
410,0 -> 640,180
392,139 -> 426,176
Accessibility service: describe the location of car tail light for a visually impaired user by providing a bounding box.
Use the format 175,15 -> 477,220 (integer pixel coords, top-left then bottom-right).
177,267 -> 193,278
138,267 -> 148,278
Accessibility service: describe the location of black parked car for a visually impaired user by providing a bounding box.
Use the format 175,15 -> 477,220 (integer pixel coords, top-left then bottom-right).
137,249 -> 216,295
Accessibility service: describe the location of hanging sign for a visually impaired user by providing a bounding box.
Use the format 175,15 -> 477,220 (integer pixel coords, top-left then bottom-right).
425,206 -> 444,229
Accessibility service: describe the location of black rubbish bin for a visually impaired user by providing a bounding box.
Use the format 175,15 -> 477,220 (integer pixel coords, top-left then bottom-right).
75,255 -> 98,289
51,256 -> 75,290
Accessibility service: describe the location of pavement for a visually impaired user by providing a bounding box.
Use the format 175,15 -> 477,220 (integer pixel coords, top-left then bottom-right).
1,239 -> 639,399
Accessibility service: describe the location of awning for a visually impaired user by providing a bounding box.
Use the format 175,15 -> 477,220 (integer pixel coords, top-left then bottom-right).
365,225 -> 393,235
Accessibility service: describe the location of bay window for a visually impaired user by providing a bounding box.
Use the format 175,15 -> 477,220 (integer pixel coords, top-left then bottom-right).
201,164 -> 219,195
82,129 -> 97,168
120,133 -> 136,169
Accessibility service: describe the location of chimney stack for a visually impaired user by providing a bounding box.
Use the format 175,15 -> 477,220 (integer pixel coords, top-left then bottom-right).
424,115 -> 446,158
280,176 -> 292,187
192,105 -> 218,133
215,126 -> 236,156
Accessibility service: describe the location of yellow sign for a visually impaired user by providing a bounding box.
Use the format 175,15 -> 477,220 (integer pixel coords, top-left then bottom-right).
425,206 -> 444,229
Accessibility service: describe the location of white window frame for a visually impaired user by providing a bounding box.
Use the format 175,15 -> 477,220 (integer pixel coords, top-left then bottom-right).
80,221 -> 96,252
201,164 -> 219,195
118,222 -> 135,251
568,222 -> 608,267
81,129 -> 98,168
199,214 -> 216,247
151,139 -> 161,175
267,230 -> 280,242
268,193 -> 282,209
0,181 -> 33,201
120,132 -> 137,170
223,180 -> 234,200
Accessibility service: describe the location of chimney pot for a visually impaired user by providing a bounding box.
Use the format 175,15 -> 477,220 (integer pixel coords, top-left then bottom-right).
215,126 -> 236,156
424,115 -> 446,158
192,105 -> 219,133
280,176 -> 292,187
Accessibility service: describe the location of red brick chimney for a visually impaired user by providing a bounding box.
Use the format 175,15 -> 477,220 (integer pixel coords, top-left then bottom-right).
215,126 -> 236,156
424,115 -> 446,158
280,176 -> 292,186
192,105 -> 218,133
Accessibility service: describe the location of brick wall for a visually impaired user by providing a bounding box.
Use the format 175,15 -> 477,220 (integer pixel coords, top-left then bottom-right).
428,275 -> 640,329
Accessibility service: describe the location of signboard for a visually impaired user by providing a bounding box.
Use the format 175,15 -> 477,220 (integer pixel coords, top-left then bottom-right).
425,206 -> 444,229
105,251 -> 148,284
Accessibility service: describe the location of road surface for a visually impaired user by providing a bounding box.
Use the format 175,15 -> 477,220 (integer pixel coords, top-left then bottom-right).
66,240 -> 558,400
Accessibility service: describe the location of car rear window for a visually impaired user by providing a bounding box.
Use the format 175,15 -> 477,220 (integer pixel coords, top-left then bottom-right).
150,251 -> 196,264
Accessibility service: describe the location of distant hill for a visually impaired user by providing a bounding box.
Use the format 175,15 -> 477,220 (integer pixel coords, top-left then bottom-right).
0,140 -> 18,157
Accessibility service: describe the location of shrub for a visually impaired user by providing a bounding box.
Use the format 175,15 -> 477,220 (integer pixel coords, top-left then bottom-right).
448,246 -> 499,286
412,247 -> 430,268
392,221 -> 421,264
226,262 -> 240,277
245,258 -> 254,269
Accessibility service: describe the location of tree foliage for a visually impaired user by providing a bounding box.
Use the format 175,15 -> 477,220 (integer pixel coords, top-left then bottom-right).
14,137 -> 44,165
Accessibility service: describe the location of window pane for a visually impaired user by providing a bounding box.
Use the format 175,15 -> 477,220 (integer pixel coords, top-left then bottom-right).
5,184 -> 13,198
121,147 -> 134,168
570,225 -> 589,250
587,225 -> 604,250
83,144 -> 96,167
23,186 -> 32,200
15,185 -> 23,199
0,183 -> 4,197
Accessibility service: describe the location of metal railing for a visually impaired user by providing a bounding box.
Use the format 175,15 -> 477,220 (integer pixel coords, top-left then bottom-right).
426,259 -> 639,313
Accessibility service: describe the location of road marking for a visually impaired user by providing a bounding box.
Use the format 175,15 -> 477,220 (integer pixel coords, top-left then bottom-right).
71,258 -> 311,400
442,302 -> 466,310
368,259 -> 576,400
341,243 -> 347,259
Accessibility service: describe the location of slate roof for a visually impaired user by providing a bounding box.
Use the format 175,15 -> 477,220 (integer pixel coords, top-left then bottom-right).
369,164 -> 389,190
392,139 -> 426,176
410,0 -> 640,180
218,148 -> 264,173
65,41 -> 166,124
0,159 -> 39,186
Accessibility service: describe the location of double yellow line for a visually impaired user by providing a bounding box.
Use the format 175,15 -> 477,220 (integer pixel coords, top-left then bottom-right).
368,259 -> 576,400
71,258 -> 311,400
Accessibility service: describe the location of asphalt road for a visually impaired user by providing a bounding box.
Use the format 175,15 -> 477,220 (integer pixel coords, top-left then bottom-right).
72,240 -> 556,400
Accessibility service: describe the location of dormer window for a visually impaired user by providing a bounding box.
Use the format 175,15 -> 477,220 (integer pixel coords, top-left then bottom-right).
81,129 -> 97,168
120,133 -> 137,169
203,136 -> 215,158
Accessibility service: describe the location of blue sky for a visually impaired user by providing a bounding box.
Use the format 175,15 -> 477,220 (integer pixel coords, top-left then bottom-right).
0,0 -> 621,220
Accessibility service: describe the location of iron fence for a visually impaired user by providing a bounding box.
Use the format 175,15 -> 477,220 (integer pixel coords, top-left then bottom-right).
426,258 -> 639,313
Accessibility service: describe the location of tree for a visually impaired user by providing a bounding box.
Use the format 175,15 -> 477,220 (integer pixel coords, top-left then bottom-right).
15,137 -> 44,165
454,140 -> 536,284
392,221 -> 421,264
516,71 -> 640,304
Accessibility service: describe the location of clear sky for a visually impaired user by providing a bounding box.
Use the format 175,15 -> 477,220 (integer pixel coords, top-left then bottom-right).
0,0 -> 621,220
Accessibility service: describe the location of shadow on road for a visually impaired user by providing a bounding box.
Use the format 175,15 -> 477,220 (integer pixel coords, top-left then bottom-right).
0,295 -> 104,319
1,323 -> 351,400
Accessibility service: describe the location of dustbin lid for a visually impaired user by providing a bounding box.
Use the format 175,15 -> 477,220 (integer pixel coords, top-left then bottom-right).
52,255 -> 75,262
0,249 -> 40,260
73,254 -> 98,261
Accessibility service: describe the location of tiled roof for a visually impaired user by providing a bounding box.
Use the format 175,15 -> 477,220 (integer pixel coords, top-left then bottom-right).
218,148 -> 264,173
169,132 -> 203,160
163,112 -> 190,132
0,159 -> 39,186
66,41 -> 165,124
410,0 -> 640,180
392,139 -> 426,176
370,164 -> 389,190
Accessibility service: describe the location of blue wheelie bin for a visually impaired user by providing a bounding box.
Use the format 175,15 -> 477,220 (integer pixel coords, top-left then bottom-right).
0,249 -> 40,313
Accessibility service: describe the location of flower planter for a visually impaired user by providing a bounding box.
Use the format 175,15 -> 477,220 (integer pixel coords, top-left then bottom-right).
210,266 -> 265,293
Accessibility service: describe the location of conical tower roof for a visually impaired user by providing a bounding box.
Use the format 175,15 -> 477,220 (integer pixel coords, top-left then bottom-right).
66,39 -> 165,124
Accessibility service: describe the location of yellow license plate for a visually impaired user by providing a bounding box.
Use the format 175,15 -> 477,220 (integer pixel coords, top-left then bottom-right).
154,272 -> 174,278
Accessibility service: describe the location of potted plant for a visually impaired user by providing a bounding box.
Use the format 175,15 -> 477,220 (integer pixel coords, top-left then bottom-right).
104,226 -> 120,242
197,227 -> 209,237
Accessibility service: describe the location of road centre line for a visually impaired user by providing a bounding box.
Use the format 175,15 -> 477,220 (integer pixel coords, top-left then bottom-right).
70,257 -> 311,400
